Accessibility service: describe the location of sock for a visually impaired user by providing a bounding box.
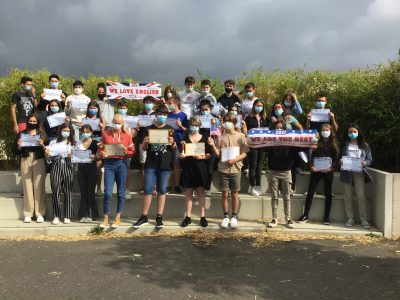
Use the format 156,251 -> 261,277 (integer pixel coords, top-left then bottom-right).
223,212 -> 229,218
156,214 -> 162,218
232,213 -> 237,219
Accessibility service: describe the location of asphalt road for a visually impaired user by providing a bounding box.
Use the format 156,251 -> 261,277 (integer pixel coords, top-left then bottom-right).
0,236 -> 400,299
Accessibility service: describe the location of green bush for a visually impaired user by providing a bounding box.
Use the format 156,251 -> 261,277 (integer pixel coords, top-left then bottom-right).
1,60 -> 399,171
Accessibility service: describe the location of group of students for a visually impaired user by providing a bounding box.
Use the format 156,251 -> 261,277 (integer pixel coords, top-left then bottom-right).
10,74 -> 373,230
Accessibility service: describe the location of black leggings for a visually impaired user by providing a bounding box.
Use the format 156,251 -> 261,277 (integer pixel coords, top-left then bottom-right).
303,172 -> 333,219
249,148 -> 265,186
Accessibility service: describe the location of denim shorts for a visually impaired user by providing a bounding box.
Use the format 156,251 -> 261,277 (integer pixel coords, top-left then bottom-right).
143,168 -> 172,195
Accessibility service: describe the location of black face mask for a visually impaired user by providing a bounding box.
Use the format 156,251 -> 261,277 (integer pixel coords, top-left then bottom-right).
225,88 -> 233,94
98,93 -> 106,100
27,123 -> 38,130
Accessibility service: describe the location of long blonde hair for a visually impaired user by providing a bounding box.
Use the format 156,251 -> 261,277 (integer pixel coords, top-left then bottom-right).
112,113 -> 128,133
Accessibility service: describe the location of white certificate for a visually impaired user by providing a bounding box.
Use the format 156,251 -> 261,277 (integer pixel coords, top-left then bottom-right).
184,143 -> 205,156
124,116 -> 138,129
138,115 -> 155,127
148,129 -> 169,144
212,103 -> 224,116
167,118 -> 179,129
71,149 -> 92,163
199,116 -> 212,128
43,89 -> 62,101
235,115 -> 242,128
20,134 -> 40,147
221,146 -> 240,162
71,97 -> 89,109
241,100 -> 253,114
341,156 -> 363,172
82,118 -> 100,131
104,144 -> 125,157
313,157 -> 332,171
47,142 -> 69,157
311,109 -> 330,122
47,112 -> 66,128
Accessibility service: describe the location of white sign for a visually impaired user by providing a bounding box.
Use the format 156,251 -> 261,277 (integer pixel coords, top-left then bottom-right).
82,118 -> 101,131
71,97 -> 89,109
221,146 -> 240,162
138,115 -> 155,127
43,89 -> 62,101
124,116 -> 139,129
199,116 -> 212,128
341,156 -> 363,172
20,134 -> 40,147
106,82 -> 162,100
313,157 -> 332,171
311,109 -> 330,122
47,142 -> 69,157
167,118 -> 179,129
47,112 -> 66,128
71,149 -> 92,163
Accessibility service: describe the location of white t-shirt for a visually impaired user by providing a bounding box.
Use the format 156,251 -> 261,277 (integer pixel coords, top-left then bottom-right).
178,90 -> 201,119
241,99 -> 256,116
348,144 -> 361,158
65,94 -> 91,124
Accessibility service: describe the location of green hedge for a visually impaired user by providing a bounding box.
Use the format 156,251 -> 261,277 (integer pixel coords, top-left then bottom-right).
1,61 -> 399,171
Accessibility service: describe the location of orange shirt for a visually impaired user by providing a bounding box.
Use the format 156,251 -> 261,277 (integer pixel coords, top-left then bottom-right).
99,129 -> 135,159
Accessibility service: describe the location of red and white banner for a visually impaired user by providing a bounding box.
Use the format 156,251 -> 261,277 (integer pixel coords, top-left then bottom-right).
106,82 -> 162,100
247,129 -> 319,148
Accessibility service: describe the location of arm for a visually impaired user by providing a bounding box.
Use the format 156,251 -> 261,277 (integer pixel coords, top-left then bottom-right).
329,112 -> 338,132
10,103 -> 18,133
293,100 -> 303,115
363,145 -> 372,167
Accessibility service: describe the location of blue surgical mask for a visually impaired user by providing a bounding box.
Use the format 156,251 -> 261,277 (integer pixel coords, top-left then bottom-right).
88,108 -> 98,116
201,89 -> 209,96
50,106 -> 60,113
81,133 -> 91,140
223,122 -> 234,129
246,91 -> 254,98
254,106 -> 263,113
316,101 -> 326,108
275,108 -> 283,116
348,132 -> 358,140
61,131 -> 70,139
186,87 -> 194,93
284,100 -> 291,107
118,108 -> 127,115
144,103 -> 153,110
201,110 -> 210,116
190,126 -> 199,133
50,82 -> 59,89
157,115 -> 167,124
24,85 -> 31,91
168,104 -> 175,111
230,111 -> 238,116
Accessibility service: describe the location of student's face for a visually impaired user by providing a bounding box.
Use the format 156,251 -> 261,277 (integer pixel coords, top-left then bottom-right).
246,87 -> 254,93
98,87 -> 105,94
22,81 -> 33,90
275,125 -> 283,130
225,83 -> 234,89
200,106 -> 211,114
185,83 -> 195,89
317,97 -> 327,104
202,85 -> 211,92
348,127 -> 358,135
28,117 -> 37,125
274,104 -> 283,111
50,102 -> 59,109
62,128 -> 70,133
82,128 -> 92,134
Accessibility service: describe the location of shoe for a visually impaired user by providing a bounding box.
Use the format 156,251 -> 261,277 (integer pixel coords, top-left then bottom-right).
80,218 -> 87,223
156,216 -> 164,228
23,216 -> 31,223
268,219 -> 277,228
256,186 -> 262,196
181,216 -> 191,227
133,215 -> 149,228
242,169 -> 249,174
250,187 -> 260,197
125,189 -> 131,200
52,217 -> 60,225
167,186 -> 172,193
298,215 -> 309,223
221,217 -> 230,228
323,217 -> 330,225
205,190 -> 212,197
99,215 -> 109,228
174,186 -> 182,194
286,219 -> 294,229
230,217 -> 238,229
261,170 -> 266,174
96,189 -> 102,196
247,186 -> 252,195
36,216 -> 44,223
64,218 -> 71,224
345,218 -> 355,227
86,218 -> 92,223
111,216 -> 121,228
200,217 -> 208,227
361,220 -> 371,229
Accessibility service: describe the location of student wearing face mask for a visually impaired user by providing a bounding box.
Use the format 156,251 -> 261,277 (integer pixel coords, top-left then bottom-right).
43,99 -> 70,143
281,93 -> 303,117
177,76 -> 201,119
298,124 -> 339,225
217,79 -> 241,111
133,104 -> 177,229
65,80 -> 91,141
162,84 -> 177,103
306,94 -> 338,133
98,114 -> 135,228
12,114 -> 47,223
208,112 -> 249,229
167,95 -> 188,193
96,82 -> 116,129
339,123 -> 372,229
76,124 -> 99,223
11,76 -> 37,134
38,74 -> 67,124
45,123 -> 75,225
193,79 -> 217,115
241,82 -> 258,117
82,101 -> 106,142
179,117 -> 212,227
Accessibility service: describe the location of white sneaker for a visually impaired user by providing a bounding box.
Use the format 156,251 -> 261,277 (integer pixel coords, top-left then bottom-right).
286,219 -> 294,229
205,190 -> 212,197
230,217 -> 238,228
248,186 -> 252,195
361,220 -> 371,229
345,218 -> 355,227
23,216 -> 31,223
36,215 -> 44,223
221,217 -> 230,228
80,218 -> 87,223
52,217 -> 60,225
256,186 -> 262,196
250,187 -> 260,197
86,218 -> 92,223
268,219 -> 277,228
125,189 -> 131,200
64,218 -> 71,224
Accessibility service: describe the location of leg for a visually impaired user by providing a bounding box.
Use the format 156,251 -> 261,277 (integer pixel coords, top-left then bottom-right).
185,188 -> 194,217
78,169 -> 89,218
323,172 -> 334,219
156,169 -> 171,215
115,159 -> 128,217
303,172 -> 323,216
142,168 -> 157,215
96,160 -> 103,192
20,156 -> 34,217
230,173 -> 241,214
196,187 -> 206,217
268,172 -> 280,219
248,148 -> 257,187
342,180 -> 354,219
87,165 -> 99,219
231,191 -> 239,214
353,172 -> 368,221
32,158 -> 46,217
62,162 -> 74,219
255,149 -> 265,187
50,160 -> 63,218
280,175 -> 291,220
103,160 -> 115,216
220,173 -> 230,214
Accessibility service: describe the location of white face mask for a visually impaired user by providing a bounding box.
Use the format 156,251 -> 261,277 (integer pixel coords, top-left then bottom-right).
223,122 -> 234,129
113,123 -> 122,131
166,92 -> 173,99
74,87 -> 83,95
321,130 -> 331,138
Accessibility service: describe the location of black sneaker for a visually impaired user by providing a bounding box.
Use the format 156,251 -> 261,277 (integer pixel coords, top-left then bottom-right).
181,216 -> 191,227
156,215 -> 164,228
298,215 -> 309,223
200,217 -> 208,228
174,186 -> 182,194
133,215 -> 148,228
323,217 -> 330,225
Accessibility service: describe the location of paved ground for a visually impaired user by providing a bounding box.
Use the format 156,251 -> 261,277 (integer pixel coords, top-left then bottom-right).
0,235 -> 400,299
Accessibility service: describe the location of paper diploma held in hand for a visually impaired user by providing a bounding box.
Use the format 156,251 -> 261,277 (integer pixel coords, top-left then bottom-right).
138,115 -> 155,127
47,112 -> 66,128
71,97 -> 89,109
221,146 -> 240,162
311,109 -> 330,122
43,89 -> 62,101
71,149 -> 92,163
341,156 -> 363,172
148,129 -> 169,144
82,118 -> 100,131
47,142 -> 69,157
104,144 -> 125,157
313,157 -> 332,171
184,143 -> 205,156
124,116 -> 138,129
199,116 -> 212,128
166,118 -> 179,129
20,134 -> 40,147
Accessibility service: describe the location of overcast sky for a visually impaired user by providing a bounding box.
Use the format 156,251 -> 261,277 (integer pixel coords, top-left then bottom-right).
0,0 -> 399,85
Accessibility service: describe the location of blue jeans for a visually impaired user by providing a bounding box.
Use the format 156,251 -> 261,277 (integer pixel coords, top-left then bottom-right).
103,159 -> 128,214
143,168 -> 171,195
